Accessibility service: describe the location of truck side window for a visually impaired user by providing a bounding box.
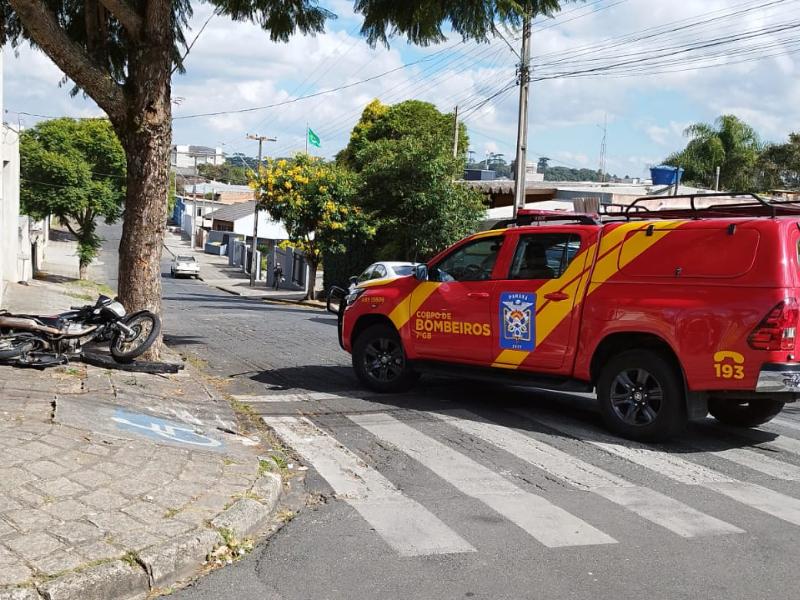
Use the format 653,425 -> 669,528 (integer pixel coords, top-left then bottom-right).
509,234 -> 581,280
430,237 -> 504,282
372,264 -> 387,279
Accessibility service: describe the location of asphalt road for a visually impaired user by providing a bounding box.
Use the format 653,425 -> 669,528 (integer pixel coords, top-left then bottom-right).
156,262 -> 800,600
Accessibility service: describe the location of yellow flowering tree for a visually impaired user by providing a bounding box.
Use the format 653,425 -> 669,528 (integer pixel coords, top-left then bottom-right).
253,155 -> 375,300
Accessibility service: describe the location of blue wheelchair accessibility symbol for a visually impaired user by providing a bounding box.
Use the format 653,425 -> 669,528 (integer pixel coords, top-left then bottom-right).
112,409 -> 223,449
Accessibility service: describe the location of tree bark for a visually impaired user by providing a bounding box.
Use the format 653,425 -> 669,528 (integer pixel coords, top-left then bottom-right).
113,2 -> 173,359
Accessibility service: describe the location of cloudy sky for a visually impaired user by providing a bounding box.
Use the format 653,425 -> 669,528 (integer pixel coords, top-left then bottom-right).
4,0 -> 799,178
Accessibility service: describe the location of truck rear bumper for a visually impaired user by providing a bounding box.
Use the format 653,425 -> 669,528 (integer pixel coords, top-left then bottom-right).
756,363 -> 800,394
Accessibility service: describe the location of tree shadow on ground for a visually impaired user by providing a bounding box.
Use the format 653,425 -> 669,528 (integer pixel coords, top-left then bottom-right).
34,272 -> 79,284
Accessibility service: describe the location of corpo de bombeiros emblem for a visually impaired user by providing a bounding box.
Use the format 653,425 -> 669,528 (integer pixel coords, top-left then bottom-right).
499,292 -> 536,351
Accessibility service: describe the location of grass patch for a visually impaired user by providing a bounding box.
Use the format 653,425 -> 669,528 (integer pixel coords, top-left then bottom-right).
257,459 -> 272,476
120,550 -> 140,568
163,507 -> 180,519
276,509 -> 295,523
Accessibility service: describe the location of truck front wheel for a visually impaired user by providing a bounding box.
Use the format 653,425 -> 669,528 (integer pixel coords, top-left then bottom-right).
708,398 -> 784,428
353,324 -> 419,393
597,350 -> 687,442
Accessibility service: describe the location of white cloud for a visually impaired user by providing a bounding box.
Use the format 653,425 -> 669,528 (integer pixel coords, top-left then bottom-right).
5,0 -> 800,172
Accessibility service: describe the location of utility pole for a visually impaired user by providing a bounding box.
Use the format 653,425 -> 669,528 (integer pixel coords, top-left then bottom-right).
452,105 -> 459,159
513,13 -> 532,220
192,155 -> 198,248
246,133 -> 276,286
598,113 -> 608,183
715,166 -> 721,191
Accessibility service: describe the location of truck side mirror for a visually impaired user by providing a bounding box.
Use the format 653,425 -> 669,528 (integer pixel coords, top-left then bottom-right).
348,276 -> 358,285
414,265 -> 428,281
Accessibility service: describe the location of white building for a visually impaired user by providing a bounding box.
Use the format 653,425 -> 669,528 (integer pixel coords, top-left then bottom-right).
0,51 -> 31,307
171,144 -> 225,170
206,201 -> 288,240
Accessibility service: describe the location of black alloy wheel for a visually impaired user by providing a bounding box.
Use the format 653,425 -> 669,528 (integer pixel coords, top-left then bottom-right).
609,367 -> 664,426
353,324 -> 418,393
598,349 -> 686,442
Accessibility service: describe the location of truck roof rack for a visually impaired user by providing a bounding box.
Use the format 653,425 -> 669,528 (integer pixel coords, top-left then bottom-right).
515,209 -> 600,226
622,192 -> 800,220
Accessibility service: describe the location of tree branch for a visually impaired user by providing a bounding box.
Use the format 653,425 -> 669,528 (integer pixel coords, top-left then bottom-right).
97,0 -> 142,39
8,0 -> 126,122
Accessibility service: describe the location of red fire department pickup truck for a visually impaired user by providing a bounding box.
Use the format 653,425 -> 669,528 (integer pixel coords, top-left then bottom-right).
329,193 -> 800,441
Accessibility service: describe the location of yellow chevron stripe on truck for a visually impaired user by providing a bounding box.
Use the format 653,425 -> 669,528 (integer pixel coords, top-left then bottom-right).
389,282 -> 441,331
491,221 -> 686,369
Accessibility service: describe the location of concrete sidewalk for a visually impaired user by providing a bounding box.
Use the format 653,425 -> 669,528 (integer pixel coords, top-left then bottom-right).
0,241 -> 283,599
163,231 -> 310,302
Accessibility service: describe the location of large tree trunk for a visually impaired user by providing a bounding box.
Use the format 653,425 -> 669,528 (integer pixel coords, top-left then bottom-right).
114,6 -> 173,359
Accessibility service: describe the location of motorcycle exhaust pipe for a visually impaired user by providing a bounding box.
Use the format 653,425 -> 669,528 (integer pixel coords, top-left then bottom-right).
0,316 -> 61,335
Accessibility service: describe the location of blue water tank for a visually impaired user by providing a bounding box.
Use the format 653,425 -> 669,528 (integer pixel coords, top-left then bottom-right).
650,166 -> 684,185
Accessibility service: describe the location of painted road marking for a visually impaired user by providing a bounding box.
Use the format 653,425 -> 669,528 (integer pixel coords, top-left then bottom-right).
432,409 -> 741,538
770,417 -> 800,433
684,439 -> 800,481
523,411 -> 800,527
112,409 -> 223,448
711,421 -> 800,456
264,415 -> 474,557
233,390 -> 371,403
350,412 -> 616,548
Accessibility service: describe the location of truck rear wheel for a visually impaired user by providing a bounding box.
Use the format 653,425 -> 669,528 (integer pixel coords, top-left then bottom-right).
597,349 -> 686,442
353,324 -> 418,393
708,398 -> 784,428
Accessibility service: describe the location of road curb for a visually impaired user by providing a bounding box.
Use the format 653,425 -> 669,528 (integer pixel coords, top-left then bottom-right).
0,589 -> 41,600
37,560 -> 148,600
138,529 -> 221,589
211,472 -> 283,539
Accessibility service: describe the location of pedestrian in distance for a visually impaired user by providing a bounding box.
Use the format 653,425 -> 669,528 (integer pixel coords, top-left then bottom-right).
273,264 -> 283,290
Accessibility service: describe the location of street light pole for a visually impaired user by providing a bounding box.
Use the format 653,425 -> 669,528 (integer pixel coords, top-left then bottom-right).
246,133 -> 277,286
513,13 -> 532,220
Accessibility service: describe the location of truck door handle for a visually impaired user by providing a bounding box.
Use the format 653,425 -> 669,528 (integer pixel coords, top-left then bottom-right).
467,292 -> 490,299
544,292 -> 569,302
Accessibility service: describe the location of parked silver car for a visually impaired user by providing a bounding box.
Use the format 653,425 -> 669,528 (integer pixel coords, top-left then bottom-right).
349,261 -> 418,291
171,255 -> 200,278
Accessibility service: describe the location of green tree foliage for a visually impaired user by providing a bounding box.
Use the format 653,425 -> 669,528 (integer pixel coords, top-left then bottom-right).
757,133 -> 800,190
664,115 -> 762,190
20,118 -> 125,279
543,166 -> 611,182
254,155 -> 375,300
340,99 -> 486,262
197,162 -> 248,185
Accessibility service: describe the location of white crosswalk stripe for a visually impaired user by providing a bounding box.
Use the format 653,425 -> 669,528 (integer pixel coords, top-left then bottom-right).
233,390 -> 369,403
522,410 -> 800,527
684,439 -> 800,480
349,412 -> 617,548
265,415 -> 475,557
712,421 -> 800,456
431,409 -> 742,538
770,416 -> 800,433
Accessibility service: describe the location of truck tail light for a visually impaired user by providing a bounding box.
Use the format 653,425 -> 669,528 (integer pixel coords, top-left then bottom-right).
748,298 -> 799,351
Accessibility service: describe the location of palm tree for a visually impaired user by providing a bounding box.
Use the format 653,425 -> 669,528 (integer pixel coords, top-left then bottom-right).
665,115 -> 761,190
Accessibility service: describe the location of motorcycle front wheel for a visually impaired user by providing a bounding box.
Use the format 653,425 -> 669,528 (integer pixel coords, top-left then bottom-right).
110,311 -> 161,363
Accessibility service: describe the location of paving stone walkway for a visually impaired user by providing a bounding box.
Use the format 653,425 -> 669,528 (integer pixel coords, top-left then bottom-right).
0,336 -> 281,597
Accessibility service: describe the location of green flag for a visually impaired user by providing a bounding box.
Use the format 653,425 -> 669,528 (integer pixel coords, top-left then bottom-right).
307,127 -> 321,148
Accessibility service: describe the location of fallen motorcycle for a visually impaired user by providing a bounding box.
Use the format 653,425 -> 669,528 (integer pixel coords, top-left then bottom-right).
0,295 -> 161,368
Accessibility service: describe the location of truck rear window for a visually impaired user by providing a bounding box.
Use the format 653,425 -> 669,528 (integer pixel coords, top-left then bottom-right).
619,228 -> 760,278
